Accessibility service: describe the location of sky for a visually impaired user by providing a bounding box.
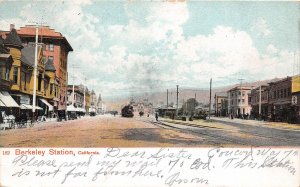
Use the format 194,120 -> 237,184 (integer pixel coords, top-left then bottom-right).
0,0 -> 299,100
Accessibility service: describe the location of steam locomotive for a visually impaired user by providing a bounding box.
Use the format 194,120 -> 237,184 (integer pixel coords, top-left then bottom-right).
121,105 -> 134,117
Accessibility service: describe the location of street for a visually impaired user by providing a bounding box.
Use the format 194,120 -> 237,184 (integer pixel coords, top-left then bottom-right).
1,114 -> 299,147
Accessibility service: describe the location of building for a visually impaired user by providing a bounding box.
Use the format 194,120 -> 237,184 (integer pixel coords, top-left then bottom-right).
268,77 -> 292,121
249,85 -> 269,120
96,94 -> 106,114
67,84 -> 84,108
6,24 -> 73,112
214,92 -> 227,117
291,75 -> 300,123
90,90 -> 97,107
130,98 -> 153,115
85,88 -> 91,114
0,37 -> 13,91
227,86 -> 252,117
0,28 -> 55,118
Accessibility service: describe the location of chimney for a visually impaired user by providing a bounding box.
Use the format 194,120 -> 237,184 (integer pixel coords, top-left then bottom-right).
10,24 -> 15,31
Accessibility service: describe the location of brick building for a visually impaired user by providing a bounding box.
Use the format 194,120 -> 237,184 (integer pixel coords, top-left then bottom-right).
9,25 -> 73,112
249,85 -> 269,120
268,77 -> 293,122
214,92 -> 227,117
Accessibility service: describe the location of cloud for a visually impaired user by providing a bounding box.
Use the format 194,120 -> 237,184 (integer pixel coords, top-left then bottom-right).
251,17 -> 271,37
1,2 -> 297,100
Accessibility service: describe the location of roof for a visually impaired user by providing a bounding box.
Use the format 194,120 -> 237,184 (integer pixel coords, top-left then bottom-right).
20,45 -> 42,67
21,45 -> 35,67
268,76 -> 292,85
3,29 -> 23,48
45,58 -> 56,71
17,25 -> 73,52
228,86 -> 252,92
215,92 -> 227,97
0,37 -> 10,54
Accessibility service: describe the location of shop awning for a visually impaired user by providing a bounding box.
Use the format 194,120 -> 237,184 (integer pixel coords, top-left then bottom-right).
40,98 -> 53,111
0,91 -> 19,107
20,104 -> 43,110
67,105 -> 77,111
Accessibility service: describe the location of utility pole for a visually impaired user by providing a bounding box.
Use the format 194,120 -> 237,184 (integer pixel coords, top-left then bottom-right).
32,25 -> 39,121
72,65 -> 75,105
167,89 -> 169,108
194,92 -> 197,111
70,64 -> 79,106
176,85 -> 179,116
209,78 -> 212,120
30,20 -> 46,122
238,78 -> 244,116
83,77 -> 87,113
259,82 -> 262,116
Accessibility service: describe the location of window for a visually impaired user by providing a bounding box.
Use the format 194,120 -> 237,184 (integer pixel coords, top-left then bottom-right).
38,74 -> 42,91
5,67 -> 9,80
284,89 -> 286,98
273,91 -> 276,99
242,99 -> 245,103
49,44 -> 54,51
238,99 -> 240,103
55,86 -> 57,97
21,72 -> 27,90
13,67 -> 18,84
238,91 -> 241,95
287,87 -> 291,96
50,84 -> 53,95
48,56 -> 54,61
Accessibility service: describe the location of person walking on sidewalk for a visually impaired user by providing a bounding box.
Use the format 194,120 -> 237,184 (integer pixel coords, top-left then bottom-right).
155,112 -> 159,121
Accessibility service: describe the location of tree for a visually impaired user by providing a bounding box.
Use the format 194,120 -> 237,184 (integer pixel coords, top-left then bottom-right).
184,98 -> 198,115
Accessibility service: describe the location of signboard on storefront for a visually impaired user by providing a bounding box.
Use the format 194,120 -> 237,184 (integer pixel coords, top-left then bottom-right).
292,75 -> 300,93
20,94 -> 30,105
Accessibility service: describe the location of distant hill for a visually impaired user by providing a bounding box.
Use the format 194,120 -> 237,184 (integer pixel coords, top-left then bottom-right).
105,77 -> 283,110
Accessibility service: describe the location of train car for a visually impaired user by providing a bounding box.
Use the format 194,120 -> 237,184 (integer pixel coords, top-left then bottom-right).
121,105 -> 134,117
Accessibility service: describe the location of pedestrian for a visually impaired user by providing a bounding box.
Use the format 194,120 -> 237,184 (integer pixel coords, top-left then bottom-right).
155,112 -> 158,121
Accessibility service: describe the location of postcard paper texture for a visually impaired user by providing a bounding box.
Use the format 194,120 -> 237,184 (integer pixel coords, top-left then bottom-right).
0,0 -> 300,187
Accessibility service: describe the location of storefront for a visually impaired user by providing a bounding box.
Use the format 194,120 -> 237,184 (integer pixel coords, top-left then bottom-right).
0,91 -> 19,123
40,98 -> 54,117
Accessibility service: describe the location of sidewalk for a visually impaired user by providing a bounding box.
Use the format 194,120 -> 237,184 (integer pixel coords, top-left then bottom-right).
211,117 -> 300,131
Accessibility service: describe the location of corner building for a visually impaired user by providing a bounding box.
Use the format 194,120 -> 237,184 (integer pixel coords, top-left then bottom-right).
16,25 -> 73,112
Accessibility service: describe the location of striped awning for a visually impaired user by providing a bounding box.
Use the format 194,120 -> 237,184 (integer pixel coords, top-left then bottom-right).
40,98 -> 53,111
0,91 -> 19,107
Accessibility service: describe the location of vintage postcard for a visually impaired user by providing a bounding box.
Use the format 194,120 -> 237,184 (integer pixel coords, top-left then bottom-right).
0,0 -> 299,187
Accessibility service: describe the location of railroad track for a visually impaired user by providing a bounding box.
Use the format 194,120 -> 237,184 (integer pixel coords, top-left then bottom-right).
138,118 -> 300,146
138,118 -> 249,146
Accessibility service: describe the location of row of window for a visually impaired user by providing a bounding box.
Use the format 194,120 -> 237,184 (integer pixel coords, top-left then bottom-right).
271,88 -> 291,99
231,91 -> 246,97
42,43 -> 54,51
9,67 -> 58,98
22,42 -> 54,52
231,99 -> 245,105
